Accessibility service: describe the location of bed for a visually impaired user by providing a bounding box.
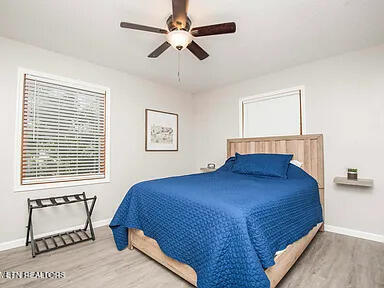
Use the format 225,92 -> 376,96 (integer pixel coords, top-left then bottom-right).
110,134 -> 324,288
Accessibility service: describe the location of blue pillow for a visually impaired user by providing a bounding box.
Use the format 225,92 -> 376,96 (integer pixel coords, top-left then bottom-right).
232,153 -> 293,179
216,157 -> 235,172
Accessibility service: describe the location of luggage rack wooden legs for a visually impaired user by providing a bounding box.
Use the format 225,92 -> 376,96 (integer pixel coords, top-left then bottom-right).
26,192 -> 97,257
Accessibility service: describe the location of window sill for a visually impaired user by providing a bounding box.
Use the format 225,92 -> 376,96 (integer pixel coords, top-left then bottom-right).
14,177 -> 110,192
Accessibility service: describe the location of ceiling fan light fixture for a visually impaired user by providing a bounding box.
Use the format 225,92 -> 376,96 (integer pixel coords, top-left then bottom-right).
167,30 -> 192,51
120,0 -> 236,60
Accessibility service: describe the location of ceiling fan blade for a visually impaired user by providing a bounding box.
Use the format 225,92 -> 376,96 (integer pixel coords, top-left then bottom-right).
120,22 -> 168,34
148,42 -> 171,58
187,41 -> 209,60
191,22 -> 236,37
172,0 -> 189,29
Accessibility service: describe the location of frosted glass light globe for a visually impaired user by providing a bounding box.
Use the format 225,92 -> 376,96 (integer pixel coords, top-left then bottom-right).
167,30 -> 192,51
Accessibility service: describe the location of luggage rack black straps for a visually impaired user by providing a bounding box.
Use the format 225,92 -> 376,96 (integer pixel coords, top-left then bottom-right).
26,192 -> 97,257
28,193 -> 93,209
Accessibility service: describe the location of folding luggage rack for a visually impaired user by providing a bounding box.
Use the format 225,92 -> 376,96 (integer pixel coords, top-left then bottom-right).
26,192 -> 97,257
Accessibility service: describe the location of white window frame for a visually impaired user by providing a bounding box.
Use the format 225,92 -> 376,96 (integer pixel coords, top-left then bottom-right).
239,86 -> 306,137
14,68 -> 111,192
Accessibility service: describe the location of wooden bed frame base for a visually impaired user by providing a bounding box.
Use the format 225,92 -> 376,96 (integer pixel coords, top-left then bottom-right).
129,223 -> 322,287
128,135 -> 324,287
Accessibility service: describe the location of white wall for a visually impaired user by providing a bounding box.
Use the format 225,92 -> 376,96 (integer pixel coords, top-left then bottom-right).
193,44 -> 384,238
1,36 -> 383,247
0,37 -> 195,244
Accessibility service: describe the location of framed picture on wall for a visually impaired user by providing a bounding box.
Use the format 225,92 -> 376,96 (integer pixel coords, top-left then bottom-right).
145,109 -> 178,151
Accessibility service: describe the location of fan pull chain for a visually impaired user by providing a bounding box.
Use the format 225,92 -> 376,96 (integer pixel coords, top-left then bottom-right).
177,51 -> 181,83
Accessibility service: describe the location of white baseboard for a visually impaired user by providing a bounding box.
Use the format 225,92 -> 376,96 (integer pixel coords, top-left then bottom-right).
325,225 -> 384,243
0,218 -> 112,252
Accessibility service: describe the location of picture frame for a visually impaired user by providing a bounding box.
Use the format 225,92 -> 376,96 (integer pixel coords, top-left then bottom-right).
145,109 -> 179,151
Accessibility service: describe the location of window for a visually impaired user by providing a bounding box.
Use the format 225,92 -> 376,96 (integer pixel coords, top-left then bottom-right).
15,69 -> 110,191
240,87 -> 305,138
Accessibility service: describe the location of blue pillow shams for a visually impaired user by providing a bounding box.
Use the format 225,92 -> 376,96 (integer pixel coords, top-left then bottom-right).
232,153 -> 293,179
216,157 -> 235,172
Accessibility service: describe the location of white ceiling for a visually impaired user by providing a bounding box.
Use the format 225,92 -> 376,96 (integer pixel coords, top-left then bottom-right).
1,0 -> 384,93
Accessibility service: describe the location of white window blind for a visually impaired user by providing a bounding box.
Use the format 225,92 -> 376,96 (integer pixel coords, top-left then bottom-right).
20,73 -> 107,185
241,88 -> 304,138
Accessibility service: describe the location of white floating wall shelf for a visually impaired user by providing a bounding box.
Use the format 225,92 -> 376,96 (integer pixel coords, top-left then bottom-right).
334,177 -> 373,187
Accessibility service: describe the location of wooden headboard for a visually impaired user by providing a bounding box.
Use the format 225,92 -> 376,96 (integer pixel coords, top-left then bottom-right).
227,134 -> 324,218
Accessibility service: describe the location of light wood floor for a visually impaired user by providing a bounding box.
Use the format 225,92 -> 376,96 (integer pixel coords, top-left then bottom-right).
1,226 -> 383,288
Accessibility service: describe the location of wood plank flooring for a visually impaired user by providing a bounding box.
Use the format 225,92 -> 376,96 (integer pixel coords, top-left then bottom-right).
0,226 -> 383,288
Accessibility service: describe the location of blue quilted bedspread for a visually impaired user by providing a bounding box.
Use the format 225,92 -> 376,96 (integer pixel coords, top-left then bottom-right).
110,164 -> 323,288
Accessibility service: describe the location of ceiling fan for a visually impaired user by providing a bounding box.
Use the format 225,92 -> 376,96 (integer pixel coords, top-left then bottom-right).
120,0 -> 236,60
